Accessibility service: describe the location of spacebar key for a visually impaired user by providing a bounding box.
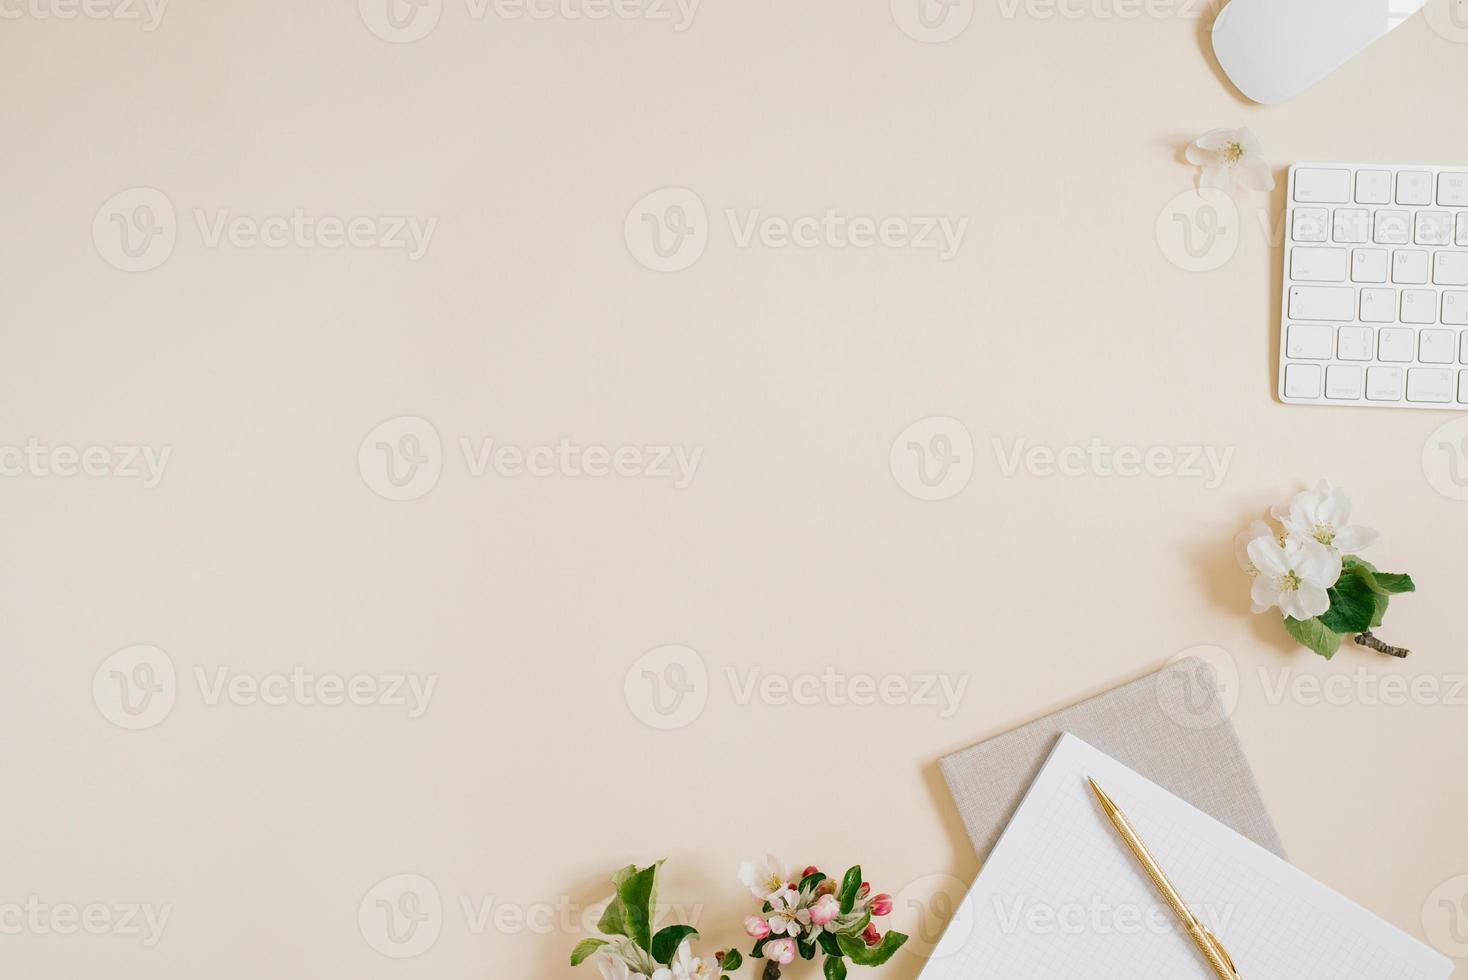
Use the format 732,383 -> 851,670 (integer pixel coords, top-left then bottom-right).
1288,286 -> 1356,321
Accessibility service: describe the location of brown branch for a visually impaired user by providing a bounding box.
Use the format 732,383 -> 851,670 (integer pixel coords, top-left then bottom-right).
762,961 -> 782,980
1354,631 -> 1410,658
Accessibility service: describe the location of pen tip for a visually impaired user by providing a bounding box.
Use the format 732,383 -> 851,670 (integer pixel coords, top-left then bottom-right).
1087,777 -> 1117,814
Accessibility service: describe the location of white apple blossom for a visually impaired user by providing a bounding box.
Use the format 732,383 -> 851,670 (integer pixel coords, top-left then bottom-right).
1234,519 -> 1276,574
1186,127 -> 1275,193
766,887 -> 810,937
1247,536 -> 1341,620
738,855 -> 792,901
666,940 -> 720,980
1280,480 -> 1379,554
596,953 -> 647,980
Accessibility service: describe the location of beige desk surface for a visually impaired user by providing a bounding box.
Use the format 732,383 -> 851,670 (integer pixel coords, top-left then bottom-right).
2,1 -> 1466,977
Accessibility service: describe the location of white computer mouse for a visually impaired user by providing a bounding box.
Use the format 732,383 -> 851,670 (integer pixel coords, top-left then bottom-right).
1212,0 -> 1426,104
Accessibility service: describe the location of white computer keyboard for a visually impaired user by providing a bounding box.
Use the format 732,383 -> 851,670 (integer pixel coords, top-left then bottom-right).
1280,162 -> 1468,411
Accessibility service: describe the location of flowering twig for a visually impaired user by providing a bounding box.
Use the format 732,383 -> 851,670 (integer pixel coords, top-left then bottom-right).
1353,631 -> 1410,659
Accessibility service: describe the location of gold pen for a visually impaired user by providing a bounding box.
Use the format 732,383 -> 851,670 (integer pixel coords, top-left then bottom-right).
1088,778 -> 1243,980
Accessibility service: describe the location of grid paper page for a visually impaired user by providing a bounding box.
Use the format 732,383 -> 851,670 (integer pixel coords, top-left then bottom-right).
918,734 -> 1453,980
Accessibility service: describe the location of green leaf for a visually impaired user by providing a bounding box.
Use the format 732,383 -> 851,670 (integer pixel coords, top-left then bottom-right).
817,932 -> 842,957
719,949 -> 742,972
798,938 -> 816,960
612,940 -> 659,976
750,936 -> 769,959
824,955 -> 849,980
597,864 -> 639,939
1372,572 -> 1415,594
571,938 -> 609,966
1320,569 -> 1378,634
798,871 -> 827,893
651,925 -> 698,965
616,862 -> 663,953
1284,616 -> 1343,660
838,866 -> 862,915
837,931 -> 908,967
832,910 -> 870,938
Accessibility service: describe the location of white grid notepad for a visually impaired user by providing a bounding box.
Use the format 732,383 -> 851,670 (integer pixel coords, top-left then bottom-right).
918,734 -> 1453,980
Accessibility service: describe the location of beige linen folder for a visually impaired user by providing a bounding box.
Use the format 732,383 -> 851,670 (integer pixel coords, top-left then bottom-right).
939,657 -> 1286,862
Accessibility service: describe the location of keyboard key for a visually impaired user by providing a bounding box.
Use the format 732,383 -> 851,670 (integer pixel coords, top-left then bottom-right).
1397,171 -> 1433,205
1332,209 -> 1369,243
1416,211 -> 1454,246
1337,326 -> 1374,361
1356,170 -> 1393,205
1286,323 -> 1334,359
1392,250 -> 1429,284
1462,331 -> 1468,363
1402,289 -> 1438,324
1360,287 -> 1396,322
1459,214 -> 1468,246
1289,285 -> 1355,320
1445,292 -> 1468,325
1294,168 -> 1352,203
1408,367 -> 1455,403
1434,252 -> 1468,287
1420,329 -> 1457,363
1462,370 -> 1468,403
1379,327 -> 1415,361
1291,247 -> 1348,282
1440,172 -> 1468,206
1352,248 -> 1388,283
1373,210 -> 1410,244
1326,365 -> 1363,399
1284,363 -> 1323,399
1292,208 -> 1329,242
1366,366 -> 1404,400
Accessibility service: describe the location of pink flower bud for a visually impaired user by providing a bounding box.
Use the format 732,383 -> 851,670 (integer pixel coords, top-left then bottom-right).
801,865 -> 820,879
766,937 -> 797,965
744,915 -> 771,940
809,893 -> 840,926
816,879 -> 838,896
858,882 -> 871,899
871,894 -> 893,916
862,924 -> 881,947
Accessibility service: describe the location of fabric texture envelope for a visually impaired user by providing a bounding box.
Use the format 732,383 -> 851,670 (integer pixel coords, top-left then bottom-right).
940,657 -> 1286,861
